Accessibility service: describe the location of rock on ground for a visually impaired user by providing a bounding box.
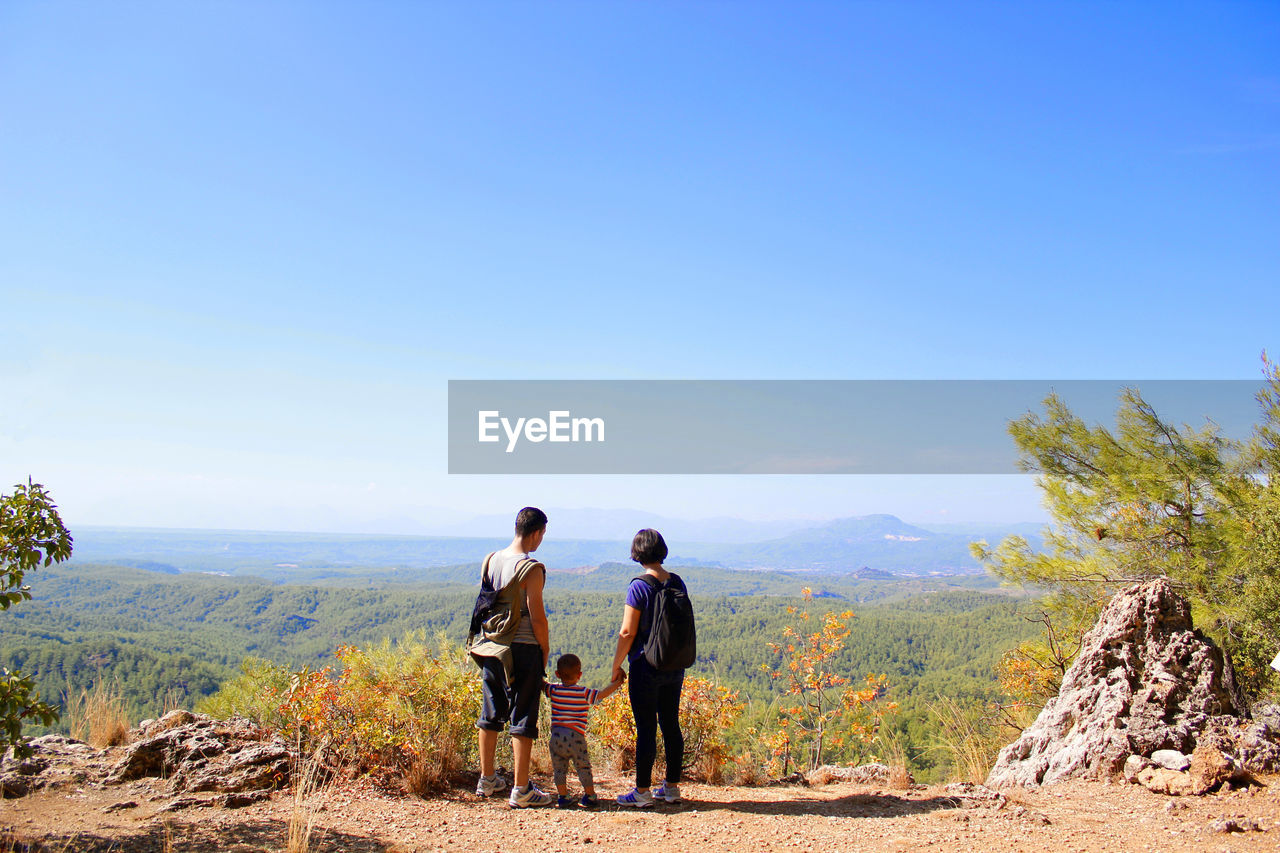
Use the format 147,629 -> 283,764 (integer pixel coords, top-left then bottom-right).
986,577 -> 1248,788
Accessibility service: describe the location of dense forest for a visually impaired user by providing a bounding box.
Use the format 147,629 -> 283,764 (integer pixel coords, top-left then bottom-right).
1,561 -> 1038,778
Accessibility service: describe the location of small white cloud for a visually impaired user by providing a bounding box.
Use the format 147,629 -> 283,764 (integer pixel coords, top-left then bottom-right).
366,482 -> 377,491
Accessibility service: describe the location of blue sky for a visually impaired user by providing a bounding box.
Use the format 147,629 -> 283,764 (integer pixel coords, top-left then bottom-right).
2,2 -> 1277,534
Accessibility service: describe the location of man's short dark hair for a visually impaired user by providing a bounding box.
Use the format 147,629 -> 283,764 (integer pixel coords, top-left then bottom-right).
556,653 -> 581,676
630,528 -> 668,565
515,507 -> 548,537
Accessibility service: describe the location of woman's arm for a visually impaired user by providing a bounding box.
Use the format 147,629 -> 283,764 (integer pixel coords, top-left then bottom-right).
611,604 -> 641,682
525,565 -> 550,667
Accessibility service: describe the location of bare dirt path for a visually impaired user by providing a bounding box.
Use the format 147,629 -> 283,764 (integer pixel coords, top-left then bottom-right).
2,771 -> 1277,852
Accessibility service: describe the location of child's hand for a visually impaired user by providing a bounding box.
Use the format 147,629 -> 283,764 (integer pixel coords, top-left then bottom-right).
612,671 -> 626,685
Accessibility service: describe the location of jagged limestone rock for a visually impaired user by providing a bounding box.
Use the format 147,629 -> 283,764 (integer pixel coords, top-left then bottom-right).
107,713 -> 289,794
986,578 -> 1246,788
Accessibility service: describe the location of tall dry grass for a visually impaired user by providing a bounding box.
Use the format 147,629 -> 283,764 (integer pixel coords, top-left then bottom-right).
67,682 -> 130,748
286,745 -> 330,853
928,696 -> 1005,783
874,728 -> 914,789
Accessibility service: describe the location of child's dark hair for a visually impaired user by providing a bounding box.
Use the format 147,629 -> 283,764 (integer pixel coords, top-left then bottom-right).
556,653 -> 581,676
630,528 -> 668,564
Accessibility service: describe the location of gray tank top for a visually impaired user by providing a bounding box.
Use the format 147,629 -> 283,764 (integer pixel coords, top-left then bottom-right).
492,551 -> 539,645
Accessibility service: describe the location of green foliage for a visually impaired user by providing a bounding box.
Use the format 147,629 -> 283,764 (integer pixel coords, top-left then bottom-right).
197,656 -> 294,729
1,479 -> 72,755
2,557 -> 1039,781
974,363 -> 1280,699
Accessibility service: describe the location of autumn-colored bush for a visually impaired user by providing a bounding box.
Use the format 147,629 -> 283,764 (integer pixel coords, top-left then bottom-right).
763,589 -> 897,774
205,634 -> 481,793
590,675 -> 745,782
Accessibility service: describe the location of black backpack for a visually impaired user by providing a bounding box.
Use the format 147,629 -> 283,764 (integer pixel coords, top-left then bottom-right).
469,552 -> 536,641
636,573 -> 696,671
468,553 -> 501,640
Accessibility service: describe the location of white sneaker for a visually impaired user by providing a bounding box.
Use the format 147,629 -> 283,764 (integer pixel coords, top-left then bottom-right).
509,783 -> 556,808
616,787 -> 655,808
652,781 -> 682,803
476,774 -> 508,797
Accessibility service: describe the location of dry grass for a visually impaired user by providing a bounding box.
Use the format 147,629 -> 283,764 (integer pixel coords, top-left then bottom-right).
160,687 -> 184,715
66,682 -> 130,748
724,751 -> 769,787
286,747 -> 330,853
928,696 -> 1004,784
876,730 -> 914,789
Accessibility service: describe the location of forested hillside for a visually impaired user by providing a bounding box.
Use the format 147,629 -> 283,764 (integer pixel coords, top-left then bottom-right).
1,561 -> 1037,778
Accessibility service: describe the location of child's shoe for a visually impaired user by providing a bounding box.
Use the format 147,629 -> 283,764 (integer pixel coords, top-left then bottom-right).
475,773 -> 508,797
652,781 -> 682,803
509,783 -> 556,808
578,793 -> 599,809
556,795 -> 573,809
616,787 -> 654,808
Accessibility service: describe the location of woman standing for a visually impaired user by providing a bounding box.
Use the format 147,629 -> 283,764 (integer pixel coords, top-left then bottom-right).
610,528 -> 689,807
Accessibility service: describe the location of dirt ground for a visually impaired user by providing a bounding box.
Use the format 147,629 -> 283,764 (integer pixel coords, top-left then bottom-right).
2,769 -> 1277,852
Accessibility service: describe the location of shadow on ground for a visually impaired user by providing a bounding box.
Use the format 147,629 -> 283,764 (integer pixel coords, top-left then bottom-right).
666,790 -> 963,818
3,818 -> 390,853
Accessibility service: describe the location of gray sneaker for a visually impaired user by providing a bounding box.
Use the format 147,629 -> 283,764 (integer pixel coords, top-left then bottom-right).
652,781 -> 682,803
509,783 -> 556,808
476,774 -> 508,797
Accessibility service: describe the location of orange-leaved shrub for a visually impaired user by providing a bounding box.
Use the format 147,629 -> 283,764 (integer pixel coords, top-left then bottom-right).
763,588 -> 897,774
590,675 -> 744,781
205,633 -> 481,794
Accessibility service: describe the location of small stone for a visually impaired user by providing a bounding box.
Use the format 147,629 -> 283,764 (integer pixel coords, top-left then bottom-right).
1124,754 -> 1152,783
1151,750 -> 1191,772
103,800 -> 137,812
1138,767 -> 1196,796
1188,745 -> 1233,794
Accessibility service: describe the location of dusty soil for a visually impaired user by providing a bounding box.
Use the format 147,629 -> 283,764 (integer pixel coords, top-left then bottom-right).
2,769 -> 1277,852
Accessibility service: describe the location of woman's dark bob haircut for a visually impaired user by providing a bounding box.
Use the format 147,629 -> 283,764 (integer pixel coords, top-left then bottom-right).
630,528 -> 668,565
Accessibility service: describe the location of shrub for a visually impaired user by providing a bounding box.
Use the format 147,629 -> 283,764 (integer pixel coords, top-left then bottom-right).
590,674 -> 744,782
198,656 -> 294,729
288,634 -> 481,792
763,589 -> 897,773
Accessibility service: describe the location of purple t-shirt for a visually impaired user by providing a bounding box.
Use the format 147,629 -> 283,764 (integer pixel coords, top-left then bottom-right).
625,573 -> 687,663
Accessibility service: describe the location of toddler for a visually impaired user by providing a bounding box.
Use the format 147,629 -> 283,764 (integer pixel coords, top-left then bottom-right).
544,653 -> 624,808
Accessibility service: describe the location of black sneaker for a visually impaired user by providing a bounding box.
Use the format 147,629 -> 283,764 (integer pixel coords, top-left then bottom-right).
578,793 -> 599,808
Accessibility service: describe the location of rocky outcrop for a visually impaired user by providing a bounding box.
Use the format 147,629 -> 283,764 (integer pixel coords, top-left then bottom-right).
1,735 -> 109,797
2,711 -> 290,802
107,711 -> 289,794
986,578 -> 1249,788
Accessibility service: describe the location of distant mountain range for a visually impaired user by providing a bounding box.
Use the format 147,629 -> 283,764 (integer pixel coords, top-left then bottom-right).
69,513 -> 1043,577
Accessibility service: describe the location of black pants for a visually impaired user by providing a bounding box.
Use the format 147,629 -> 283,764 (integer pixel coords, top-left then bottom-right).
629,658 -> 684,788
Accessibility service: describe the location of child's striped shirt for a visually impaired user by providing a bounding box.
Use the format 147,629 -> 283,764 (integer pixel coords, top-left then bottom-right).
545,683 -> 601,734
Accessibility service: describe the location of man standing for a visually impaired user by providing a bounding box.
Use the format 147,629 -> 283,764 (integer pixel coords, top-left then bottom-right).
469,507 -> 554,808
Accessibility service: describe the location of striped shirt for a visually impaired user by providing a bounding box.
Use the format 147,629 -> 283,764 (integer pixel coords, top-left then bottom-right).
545,683 -> 601,734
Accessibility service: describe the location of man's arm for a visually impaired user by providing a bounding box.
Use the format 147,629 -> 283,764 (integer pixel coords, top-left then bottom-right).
525,564 -> 550,668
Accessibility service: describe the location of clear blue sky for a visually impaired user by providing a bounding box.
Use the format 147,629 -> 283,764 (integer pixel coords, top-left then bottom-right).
2,2 -> 1277,533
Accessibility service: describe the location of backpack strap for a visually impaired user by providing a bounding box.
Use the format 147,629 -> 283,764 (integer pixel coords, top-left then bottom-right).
632,574 -> 662,634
